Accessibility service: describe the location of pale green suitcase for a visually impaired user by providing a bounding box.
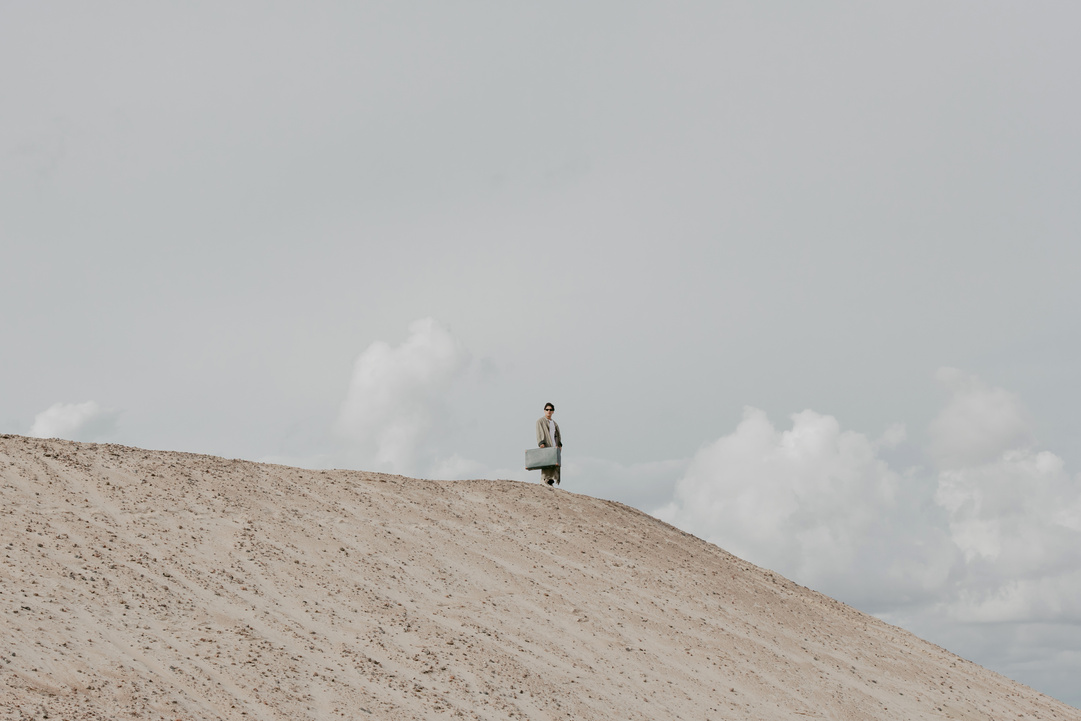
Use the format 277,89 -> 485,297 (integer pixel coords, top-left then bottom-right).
525,447 -> 561,470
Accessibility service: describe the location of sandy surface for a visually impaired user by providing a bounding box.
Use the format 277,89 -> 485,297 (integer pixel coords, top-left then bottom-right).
1,435 -> 1077,720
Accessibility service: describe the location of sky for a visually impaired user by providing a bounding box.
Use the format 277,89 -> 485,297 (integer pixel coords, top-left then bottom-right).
3,0 -> 1081,707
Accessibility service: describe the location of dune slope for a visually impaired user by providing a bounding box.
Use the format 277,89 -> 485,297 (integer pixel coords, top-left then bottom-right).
1,435 -> 1077,720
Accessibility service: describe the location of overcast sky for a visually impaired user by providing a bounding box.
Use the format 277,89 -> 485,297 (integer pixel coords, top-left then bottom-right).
4,1 -> 1081,707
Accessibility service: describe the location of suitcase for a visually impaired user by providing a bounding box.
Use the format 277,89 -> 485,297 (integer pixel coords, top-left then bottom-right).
525,447 -> 561,470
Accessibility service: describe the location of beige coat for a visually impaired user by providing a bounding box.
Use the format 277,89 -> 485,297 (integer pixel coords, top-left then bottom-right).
536,417 -> 562,449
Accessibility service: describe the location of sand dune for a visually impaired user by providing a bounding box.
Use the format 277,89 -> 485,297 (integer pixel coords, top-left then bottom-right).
1,435 -> 1077,720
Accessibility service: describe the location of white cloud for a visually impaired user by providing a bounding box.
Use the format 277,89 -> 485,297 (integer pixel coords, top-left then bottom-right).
29,401 -> 119,441
929,367 -> 1032,469
657,374 -> 1081,613
655,407 -> 956,610
335,318 -> 474,476
655,371 -> 1081,704
934,448 -> 1081,623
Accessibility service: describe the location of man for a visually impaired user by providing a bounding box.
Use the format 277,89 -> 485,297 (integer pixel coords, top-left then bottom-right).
536,402 -> 562,486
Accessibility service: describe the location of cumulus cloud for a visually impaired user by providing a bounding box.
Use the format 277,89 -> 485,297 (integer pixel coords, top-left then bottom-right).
655,407 -> 957,609
655,370 -> 1081,702
29,401 -> 119,441
335,318 -> 474,476
657,371 -> 1081,610
929,367 -> 1032,469
934,447 -> 1081,623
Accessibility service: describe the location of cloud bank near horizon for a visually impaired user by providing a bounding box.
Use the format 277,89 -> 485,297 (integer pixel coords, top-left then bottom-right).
29,401 -> 119,442
657,369 -> 1081,615
655,368 -> 1081,702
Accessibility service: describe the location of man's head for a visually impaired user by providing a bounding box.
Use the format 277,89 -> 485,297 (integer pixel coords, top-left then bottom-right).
544,403 -> 555,418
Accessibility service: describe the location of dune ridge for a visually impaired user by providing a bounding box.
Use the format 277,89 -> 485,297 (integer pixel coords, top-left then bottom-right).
1,435 -> 1077,720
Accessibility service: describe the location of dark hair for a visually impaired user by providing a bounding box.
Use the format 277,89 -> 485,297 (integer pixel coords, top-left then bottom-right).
544,403 -> 555,411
